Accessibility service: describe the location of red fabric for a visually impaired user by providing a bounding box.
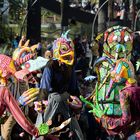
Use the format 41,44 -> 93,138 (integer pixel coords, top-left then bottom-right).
0,86 -> 39,137
136,131 -> 140,139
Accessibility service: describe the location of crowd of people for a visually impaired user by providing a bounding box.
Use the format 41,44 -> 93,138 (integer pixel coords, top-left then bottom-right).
1,23 -> 140,140
0,33 -> 102,140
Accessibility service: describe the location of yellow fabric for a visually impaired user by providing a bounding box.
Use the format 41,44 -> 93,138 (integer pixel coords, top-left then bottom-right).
127,78 -> 136,84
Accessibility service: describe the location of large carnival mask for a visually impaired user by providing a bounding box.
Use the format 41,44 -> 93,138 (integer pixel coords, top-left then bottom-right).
53,30 -> 74,65
12,38 -> 48,81
0,54 -> 32,82
103,26 -> 133,60
94,56 -> 135,98
12,39 -> 38,67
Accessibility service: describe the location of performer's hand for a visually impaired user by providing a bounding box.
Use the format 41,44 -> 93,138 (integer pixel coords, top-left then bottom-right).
80,95 -> 108,118
34,100 -> 48,113
67,96 -> 82,109
18,88 -> 39,106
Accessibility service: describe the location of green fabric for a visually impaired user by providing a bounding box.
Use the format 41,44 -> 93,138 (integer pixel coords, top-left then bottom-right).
38,123 -> 49,135
96,84 -> 123,116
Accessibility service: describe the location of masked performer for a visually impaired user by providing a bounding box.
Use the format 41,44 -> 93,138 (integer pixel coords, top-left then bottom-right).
0,54 -> 49,139
0,37 -> 41,140
36,31 -> 84,140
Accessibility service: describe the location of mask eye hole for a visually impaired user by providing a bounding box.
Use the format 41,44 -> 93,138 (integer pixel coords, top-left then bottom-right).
60,45 -> 68,52
113,35 -> 118,42
124,35 -> 130,42
67,41 -> 71,45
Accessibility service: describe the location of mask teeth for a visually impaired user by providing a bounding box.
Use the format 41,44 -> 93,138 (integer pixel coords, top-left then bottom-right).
16,59 -> 20,66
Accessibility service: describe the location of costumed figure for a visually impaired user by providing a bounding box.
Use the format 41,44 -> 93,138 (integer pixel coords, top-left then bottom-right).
1,37 -> 49,140
12,36 -> 44,87
80,26 -> 138,139
100,61 -> 140,139
0,54 -> 49,139
35,30 -> 84,140
12,36 -> 74,140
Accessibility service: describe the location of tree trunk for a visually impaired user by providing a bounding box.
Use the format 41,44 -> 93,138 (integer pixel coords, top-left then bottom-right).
61,0 -> 69,33
27,0 -> 41,45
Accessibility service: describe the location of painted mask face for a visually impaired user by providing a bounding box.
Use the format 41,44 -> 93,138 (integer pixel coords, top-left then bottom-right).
53,31 -> 74,65
103,26 -> 133,60
12,40 -> 39,68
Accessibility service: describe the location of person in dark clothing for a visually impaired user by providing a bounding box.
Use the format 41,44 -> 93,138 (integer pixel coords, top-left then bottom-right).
35,31 -> 84,140
73,36 -> 85,59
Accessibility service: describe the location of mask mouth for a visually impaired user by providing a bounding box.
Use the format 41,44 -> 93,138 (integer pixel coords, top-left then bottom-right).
13,46 -> 36,66
61,53 -> 74,65
62,55 -> 72,61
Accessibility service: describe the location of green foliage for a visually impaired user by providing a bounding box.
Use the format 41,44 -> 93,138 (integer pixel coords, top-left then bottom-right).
0,24 -> 12,42
0,0 -> 26,42
9,0 -> 27,24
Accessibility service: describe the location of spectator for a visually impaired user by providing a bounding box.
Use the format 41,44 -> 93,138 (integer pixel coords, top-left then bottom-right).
12,34 -> 20,49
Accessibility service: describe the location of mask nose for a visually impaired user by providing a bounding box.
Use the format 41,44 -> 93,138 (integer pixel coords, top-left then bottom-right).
115,44 -> 126,60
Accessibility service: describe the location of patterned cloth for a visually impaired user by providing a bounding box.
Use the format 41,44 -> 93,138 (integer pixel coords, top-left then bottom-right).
101,85 -> 140,138
0,86 -> 39,137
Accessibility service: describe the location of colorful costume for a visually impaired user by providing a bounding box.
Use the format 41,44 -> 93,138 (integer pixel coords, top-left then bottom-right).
0,54 -> 39,138
0,86 -> 39,137
35,31 -> 84,140
101,84 -> 140,139
0,38 -> 49,139
0,38 -> 44,140
80,26 -> 138,138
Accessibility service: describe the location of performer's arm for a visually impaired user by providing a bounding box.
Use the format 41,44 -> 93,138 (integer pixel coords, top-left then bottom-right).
3,87 -> 39,137
38,66 -> 52,100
